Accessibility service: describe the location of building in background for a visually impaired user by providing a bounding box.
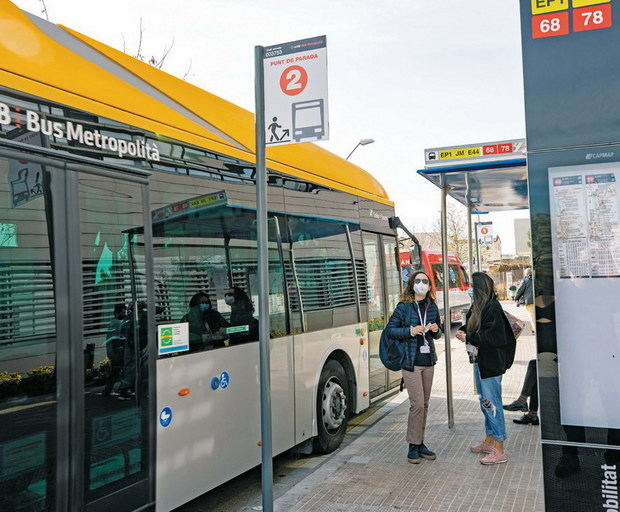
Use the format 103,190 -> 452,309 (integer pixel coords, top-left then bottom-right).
480,235 -> 502,268
514,218 -> 531,257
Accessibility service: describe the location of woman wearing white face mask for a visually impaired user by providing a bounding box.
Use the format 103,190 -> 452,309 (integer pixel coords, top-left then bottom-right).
184,292 -> 229,351
385,271 -> 442,463
224,287 -> 259,345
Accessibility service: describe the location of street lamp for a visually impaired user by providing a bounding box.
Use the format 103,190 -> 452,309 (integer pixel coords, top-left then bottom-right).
345,138 -> 375,160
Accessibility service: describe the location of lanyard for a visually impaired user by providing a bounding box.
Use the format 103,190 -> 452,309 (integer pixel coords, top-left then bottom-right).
415,301 -> 429,345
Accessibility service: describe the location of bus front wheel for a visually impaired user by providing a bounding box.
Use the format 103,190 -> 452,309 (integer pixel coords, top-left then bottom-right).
313,359 -> 349,454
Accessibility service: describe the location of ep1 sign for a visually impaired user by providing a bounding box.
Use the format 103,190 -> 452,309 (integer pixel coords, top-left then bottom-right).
262,36 -> 329,146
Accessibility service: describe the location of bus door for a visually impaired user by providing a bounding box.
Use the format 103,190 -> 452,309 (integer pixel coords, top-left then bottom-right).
0,146 -> 154,512
362,232 -> 401,399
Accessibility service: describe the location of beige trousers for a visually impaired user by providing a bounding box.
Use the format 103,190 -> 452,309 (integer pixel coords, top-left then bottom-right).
402,365 -> 435,445
526,304 -> 535,331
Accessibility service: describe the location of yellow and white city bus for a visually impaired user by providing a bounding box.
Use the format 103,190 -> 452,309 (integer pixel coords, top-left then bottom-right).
0,3 -> 402,511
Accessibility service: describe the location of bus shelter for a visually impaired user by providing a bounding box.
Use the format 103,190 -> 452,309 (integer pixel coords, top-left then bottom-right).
416,139 -> 528,427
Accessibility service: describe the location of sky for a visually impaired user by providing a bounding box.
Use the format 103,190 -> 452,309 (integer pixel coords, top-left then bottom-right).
13,0 -> 530,253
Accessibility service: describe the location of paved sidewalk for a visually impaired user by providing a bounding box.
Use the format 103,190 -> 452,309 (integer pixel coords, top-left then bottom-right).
275,302 -> 544,512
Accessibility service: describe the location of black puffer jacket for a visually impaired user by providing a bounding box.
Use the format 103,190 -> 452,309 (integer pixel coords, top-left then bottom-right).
461,299 -> 516,379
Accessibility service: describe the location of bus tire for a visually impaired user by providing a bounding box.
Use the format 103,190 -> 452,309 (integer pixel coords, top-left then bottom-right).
313,359 -> 349,454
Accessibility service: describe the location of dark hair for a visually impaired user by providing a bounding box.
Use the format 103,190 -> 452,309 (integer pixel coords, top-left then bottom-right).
114,303 -> 126,317
189,292 -> 211,308
402,271 -> 435,303
229,287 -> 254,314
468,272 -> 496,332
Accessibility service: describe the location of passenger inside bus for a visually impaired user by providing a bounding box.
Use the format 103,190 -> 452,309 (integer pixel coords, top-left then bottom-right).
224,287 -> 259,345
183,292 -> 229,351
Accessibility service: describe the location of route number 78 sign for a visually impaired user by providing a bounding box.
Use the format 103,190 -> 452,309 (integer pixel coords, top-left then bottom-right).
263,36 -> 329,146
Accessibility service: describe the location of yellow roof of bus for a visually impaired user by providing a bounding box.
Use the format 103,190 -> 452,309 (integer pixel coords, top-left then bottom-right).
0,1 -> 391,205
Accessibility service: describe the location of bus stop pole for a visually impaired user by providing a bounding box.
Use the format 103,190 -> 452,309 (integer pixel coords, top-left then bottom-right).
440,177 -> 454,429
475,215 -> 482,272
254,45 -> 274,512
467,204 -> 474,280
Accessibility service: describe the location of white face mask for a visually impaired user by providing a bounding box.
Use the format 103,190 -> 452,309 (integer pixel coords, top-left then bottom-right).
414,282 -> 429,296
224,295 -> 235,306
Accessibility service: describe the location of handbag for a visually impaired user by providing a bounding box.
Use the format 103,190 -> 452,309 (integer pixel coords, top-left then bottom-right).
379,303 -> 413,371
503,310 -> 525,340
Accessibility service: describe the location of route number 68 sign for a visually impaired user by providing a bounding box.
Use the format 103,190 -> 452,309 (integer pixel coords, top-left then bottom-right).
263,36 -> 329,146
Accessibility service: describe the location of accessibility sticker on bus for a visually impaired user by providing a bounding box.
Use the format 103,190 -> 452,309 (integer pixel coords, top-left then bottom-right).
158,323 -> 189,355
263,36 -> 329,146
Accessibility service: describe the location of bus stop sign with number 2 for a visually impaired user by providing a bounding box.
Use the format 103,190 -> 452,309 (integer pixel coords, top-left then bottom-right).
263,36 -> 329,146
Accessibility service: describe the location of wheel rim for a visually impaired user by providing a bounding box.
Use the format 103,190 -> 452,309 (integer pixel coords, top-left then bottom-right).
321,376 -> 347,432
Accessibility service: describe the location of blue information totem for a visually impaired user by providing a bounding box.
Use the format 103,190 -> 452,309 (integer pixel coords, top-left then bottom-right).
519,1 -> 620,511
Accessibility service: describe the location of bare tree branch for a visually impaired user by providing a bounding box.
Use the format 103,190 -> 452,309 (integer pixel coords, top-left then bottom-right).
136,17 -> 144,61
154,38 -> 175,69
121,19 -> 184,75
429,208 -> 469,261
183,59 -> 193,80
38,0 -> 49,20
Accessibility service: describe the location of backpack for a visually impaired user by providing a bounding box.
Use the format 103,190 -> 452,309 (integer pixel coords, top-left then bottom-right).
379,303 -> 412,371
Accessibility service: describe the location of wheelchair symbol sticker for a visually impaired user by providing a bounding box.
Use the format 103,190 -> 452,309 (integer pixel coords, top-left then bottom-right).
219,372 -> 230,389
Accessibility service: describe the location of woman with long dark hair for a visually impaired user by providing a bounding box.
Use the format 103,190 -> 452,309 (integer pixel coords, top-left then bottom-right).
224,287 -> 259,344
185,292 -> 229,351
385,271 -> 442,464
456,272 -> 516,465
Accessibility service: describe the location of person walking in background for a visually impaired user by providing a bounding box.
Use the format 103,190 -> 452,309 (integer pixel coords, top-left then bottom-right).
504,359 -> 539,425
384,271 -> 442,464
456,272 -> 516,465
99,303 -> 127,396
515,268 -> 534,332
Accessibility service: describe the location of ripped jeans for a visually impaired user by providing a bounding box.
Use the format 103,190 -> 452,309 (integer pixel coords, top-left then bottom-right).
473,364 -> 506,442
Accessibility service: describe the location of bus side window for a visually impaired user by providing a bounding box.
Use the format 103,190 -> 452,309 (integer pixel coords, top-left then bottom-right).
288,217 -> 360,332
460,266 -> 470,287
448,264 -> 459,288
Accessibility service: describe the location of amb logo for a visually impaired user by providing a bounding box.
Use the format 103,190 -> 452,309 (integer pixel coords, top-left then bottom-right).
160,327 -> 173,347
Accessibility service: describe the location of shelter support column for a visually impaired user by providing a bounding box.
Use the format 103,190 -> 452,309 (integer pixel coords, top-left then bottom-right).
475,215 -> 481,273
440,176 -> 454,429
467,204 -> 474,281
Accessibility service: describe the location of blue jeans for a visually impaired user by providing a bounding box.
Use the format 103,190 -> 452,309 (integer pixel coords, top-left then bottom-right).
473,364 -> 506,442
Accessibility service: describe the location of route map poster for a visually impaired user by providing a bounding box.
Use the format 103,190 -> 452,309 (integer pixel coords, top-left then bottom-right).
548,162 -> 620,429
263,36 -> 328,146
549,164 -> 620,279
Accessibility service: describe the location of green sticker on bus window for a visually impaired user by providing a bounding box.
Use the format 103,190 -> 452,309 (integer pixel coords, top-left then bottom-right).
158,323 -> 189,355
226,325 -> 249,334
